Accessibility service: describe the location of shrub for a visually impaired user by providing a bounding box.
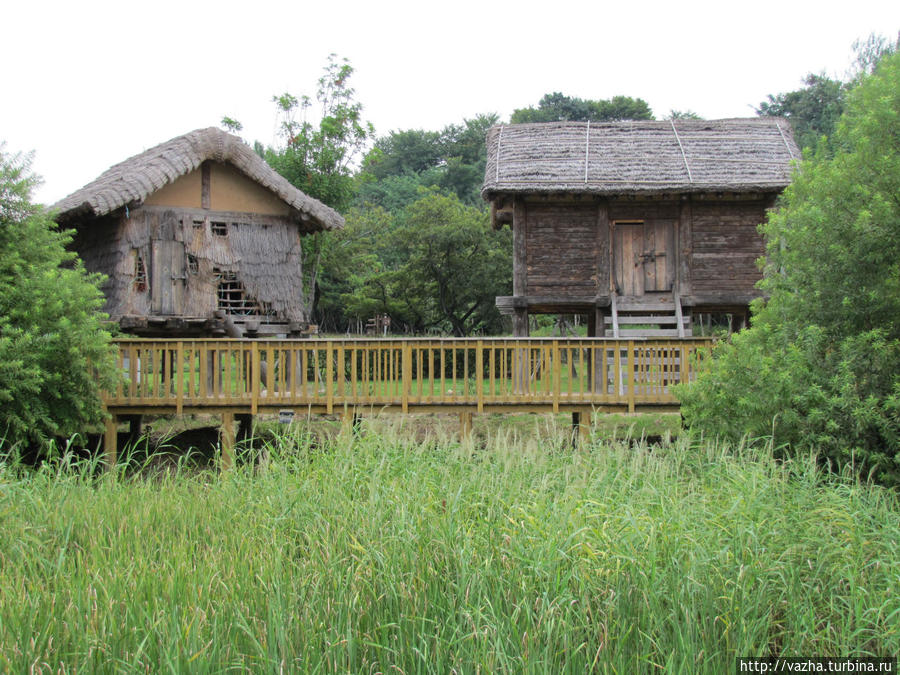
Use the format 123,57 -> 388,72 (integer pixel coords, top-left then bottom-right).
0,145 -> 116,445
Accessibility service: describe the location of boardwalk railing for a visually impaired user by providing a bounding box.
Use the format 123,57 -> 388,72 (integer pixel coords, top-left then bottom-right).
104,337 -> 712,415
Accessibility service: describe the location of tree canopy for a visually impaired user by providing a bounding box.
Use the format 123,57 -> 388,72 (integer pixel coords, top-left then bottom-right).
681,50 -> 900,486
510,92 -> 654,124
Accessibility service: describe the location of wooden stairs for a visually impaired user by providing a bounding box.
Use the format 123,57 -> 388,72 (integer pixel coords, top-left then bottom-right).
605,294 -> 692,338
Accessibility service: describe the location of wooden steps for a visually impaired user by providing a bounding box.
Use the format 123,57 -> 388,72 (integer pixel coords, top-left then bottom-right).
606,294 -> 692,338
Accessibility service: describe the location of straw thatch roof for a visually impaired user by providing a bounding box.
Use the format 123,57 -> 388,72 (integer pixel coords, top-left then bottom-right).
482,118 -> 800,199
54,127 -> 344,231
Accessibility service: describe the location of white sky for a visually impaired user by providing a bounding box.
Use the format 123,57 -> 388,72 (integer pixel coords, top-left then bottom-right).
2,0 -> 897,204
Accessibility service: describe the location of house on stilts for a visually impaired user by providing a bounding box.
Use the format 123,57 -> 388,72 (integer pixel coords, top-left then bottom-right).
54,127 -> 343,338
482,118 -> 799,337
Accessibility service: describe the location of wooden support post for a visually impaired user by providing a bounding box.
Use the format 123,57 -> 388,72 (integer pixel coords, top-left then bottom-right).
221,412 -> 235,471
571,411 -> 590,447
342,408 -> 361,435
122,414 -> 143,449
459,412 -> 473,442
513,309 -> 529,338
236,414 -> 254,445
104,414 -> 118,471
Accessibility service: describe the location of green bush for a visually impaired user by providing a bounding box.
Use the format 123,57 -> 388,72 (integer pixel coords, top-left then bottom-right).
679,52 -> 900,486
0,145 -> 116,445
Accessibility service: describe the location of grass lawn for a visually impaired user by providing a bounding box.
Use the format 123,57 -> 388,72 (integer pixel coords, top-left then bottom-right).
1,426 -> 897,672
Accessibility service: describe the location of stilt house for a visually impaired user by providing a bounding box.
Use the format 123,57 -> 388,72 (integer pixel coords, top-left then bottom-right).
54,127 -> 343,337
482,118 -> 799,337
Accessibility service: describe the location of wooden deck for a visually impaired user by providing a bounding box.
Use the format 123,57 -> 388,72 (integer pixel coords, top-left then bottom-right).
102,337 -> 712,466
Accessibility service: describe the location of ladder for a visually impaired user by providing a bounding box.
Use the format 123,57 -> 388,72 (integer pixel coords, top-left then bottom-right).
606,293 -> 691,338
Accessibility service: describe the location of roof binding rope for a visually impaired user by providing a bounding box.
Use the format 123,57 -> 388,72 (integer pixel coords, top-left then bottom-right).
584,121 -> 591,183
670,120 -> 693,183
774,121 -> 796,160
495,125 -> 504,183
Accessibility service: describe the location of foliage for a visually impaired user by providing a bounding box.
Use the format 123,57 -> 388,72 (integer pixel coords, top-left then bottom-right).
219,116 -> 242,133
253,55 -> 374,319
667,109 -> 702,120
358,114 -> 498,207
0,146 -> 116,445
326,192 -> 511,336
756,73 -> 847,153
264,54 -> 374,213
510,92 -> 654,123
2,430 -> 898,671
681,52 -> 900,486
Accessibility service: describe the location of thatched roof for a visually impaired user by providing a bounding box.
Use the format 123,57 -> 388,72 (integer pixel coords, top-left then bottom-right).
54,127 -> 344,231
482,118 -> 800,199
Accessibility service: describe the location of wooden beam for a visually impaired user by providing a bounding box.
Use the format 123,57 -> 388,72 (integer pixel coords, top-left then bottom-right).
221,412 -> 235,471
201,162 -> 211,210
512,198 -> 527,297
104,414 -> 118,472
459,412 -> 473,442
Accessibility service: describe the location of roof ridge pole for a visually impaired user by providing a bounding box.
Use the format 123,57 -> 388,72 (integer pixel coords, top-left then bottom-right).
584,120 -> 591,183
670,119 -> 693,183
774,121 -> 796,160
495,125 -> 504,183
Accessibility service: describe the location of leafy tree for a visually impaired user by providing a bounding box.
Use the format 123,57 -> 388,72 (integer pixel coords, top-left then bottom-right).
756,73 -> 847,154
680,52 -> 900,486
510,92 -> 654,123
265,54 -> 374,212
331,192 -> 511,336
667,109 -> 702,120
359,114 -> 499,207
0,146 -> 116,446
250,54 -> 374,320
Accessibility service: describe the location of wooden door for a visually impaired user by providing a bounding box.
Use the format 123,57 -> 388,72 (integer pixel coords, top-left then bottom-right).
151,240 -> 186,315
613,221 -> 675,296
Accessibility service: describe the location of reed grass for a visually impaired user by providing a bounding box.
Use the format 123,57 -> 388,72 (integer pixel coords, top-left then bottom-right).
1,427 -> 897,673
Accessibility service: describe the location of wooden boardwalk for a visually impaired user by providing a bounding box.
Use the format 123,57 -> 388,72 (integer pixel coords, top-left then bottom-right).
102,337 -> 712,466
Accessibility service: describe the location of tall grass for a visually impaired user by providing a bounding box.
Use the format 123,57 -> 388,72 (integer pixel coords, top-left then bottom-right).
1,427 -> 898,673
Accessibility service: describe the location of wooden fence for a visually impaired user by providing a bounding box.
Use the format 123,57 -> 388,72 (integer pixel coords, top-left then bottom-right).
101,337 -> 713,465
104,337 -> 712,413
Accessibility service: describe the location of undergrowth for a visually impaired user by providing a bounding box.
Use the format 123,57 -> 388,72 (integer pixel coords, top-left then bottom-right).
0,428 -> 897,673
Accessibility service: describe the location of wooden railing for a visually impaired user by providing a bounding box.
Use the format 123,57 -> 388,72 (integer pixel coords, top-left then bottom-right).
103,337 -> 712,415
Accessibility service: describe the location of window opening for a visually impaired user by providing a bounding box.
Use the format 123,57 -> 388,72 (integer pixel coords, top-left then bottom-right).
133,251 -> 147,292
215,269 -> 258,316
192,217 -> 205,229
187,254 -> 199,274
211,221 -> 228,236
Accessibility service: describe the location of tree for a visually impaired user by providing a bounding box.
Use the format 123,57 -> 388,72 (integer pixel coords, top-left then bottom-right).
756,73 -> 847,153
358,114 -> 499,207
0,146 -> 116,446
332,192 -> 512,336
265,54 -> 374,212
510,92 -> 654,123
680,51 -> 900,486
255,55 -> 374,320
666,109 -> 702,120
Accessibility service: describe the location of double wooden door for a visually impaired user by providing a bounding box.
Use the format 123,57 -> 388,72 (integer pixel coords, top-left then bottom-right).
612,221 -> 675,296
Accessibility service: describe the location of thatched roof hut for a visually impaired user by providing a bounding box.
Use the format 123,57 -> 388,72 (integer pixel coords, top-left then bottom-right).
482,118 -> 799,337
57,128 -> 343,337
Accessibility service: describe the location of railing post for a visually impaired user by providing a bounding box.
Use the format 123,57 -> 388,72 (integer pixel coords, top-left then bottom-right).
476,340 -> 484,413
401,341 -> 411,413
175,341 -> 184,415
326,340 -> 334,415
552,339 -> 560,412
627,340 -> 636,414
251,341 -> 260,415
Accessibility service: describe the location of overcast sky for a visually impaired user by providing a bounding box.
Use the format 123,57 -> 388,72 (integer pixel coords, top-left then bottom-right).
2,0 -> 897,204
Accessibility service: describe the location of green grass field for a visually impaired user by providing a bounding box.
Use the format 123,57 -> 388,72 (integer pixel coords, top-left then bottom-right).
1,425 -> 898,673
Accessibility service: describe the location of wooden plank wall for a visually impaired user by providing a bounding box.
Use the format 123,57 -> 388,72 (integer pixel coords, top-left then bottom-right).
690,199 -> 768,296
